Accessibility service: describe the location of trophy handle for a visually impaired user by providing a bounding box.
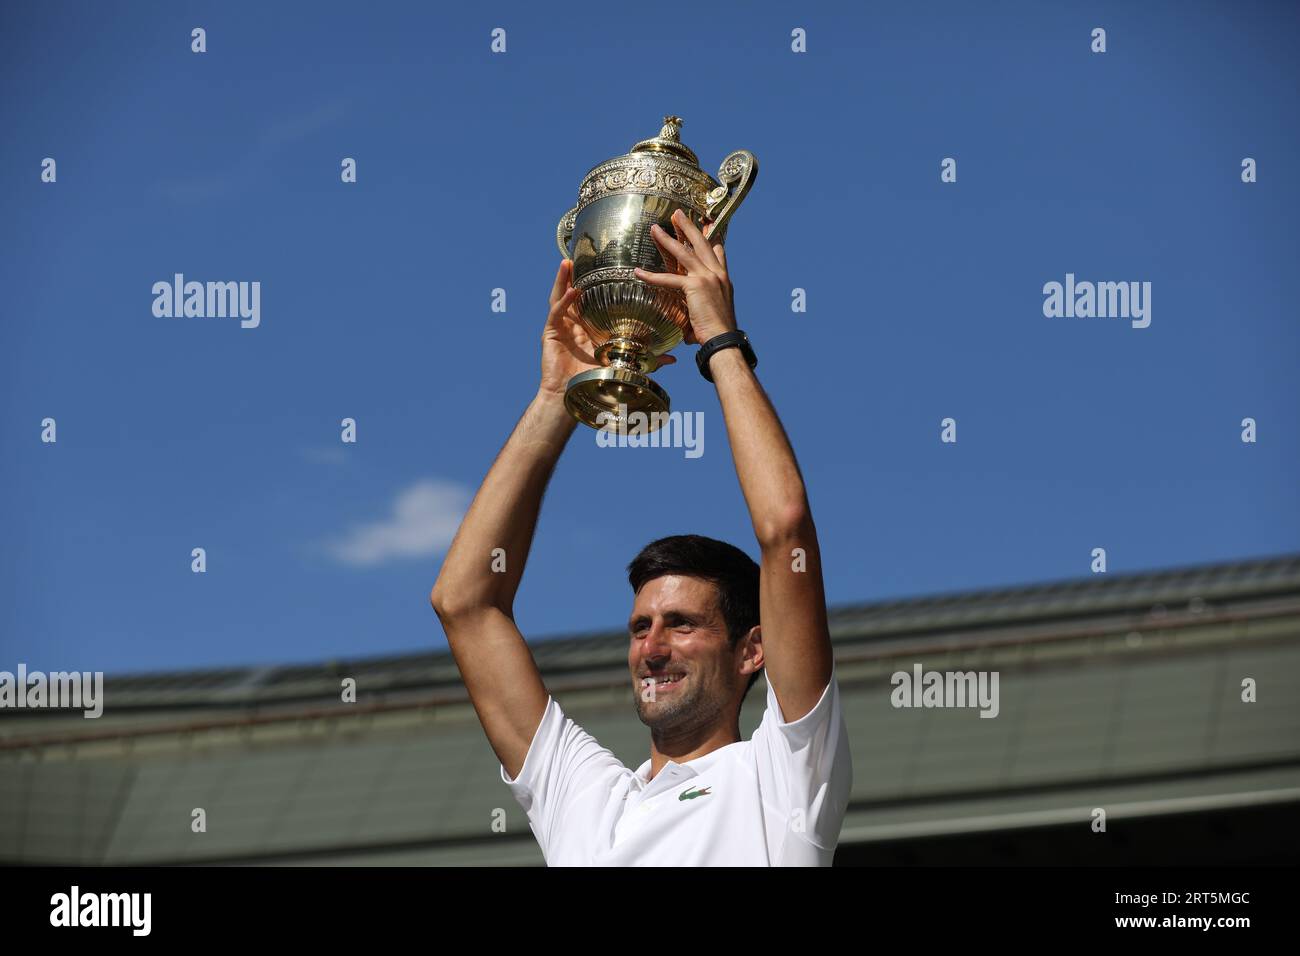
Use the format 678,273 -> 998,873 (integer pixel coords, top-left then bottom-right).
704,150 -> 758,245
556,205 -> 578,259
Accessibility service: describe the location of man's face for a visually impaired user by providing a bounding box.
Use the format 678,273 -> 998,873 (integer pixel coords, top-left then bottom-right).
627,574 -> 743,732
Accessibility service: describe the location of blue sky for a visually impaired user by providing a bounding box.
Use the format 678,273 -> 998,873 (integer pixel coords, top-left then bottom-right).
2,1 -> 1296,675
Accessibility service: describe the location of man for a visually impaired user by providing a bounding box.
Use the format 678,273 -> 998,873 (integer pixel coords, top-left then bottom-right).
430,209 -> 851,865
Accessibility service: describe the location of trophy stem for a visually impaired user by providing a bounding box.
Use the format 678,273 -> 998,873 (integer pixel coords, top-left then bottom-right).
595,337 -> 654,373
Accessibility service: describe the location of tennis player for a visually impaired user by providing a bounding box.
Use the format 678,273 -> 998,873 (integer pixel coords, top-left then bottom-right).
430,210 -> 851,865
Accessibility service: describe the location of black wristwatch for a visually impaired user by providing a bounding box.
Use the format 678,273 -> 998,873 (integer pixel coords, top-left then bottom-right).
696,330 -> 757,382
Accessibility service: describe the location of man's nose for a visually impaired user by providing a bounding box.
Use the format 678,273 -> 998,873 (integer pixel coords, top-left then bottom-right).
641,621 -> 672,660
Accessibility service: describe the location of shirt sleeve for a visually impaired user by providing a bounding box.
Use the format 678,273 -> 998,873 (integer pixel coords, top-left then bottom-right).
499,696 -> 626,861
751,664 -> 853,855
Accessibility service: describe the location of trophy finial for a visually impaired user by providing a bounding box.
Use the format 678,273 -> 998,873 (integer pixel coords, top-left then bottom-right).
632,115 -> 698,166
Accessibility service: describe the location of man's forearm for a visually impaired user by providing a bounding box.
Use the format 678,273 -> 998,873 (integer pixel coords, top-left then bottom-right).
430,390 -> 576,616
709,347 -> 811,545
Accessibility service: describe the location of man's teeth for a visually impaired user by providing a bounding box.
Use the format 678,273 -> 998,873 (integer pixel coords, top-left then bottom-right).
643,675 -> 684,686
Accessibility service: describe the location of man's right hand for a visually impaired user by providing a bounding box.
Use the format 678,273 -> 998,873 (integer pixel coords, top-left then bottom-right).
538,259 -> 676,400
539,260 -> 598,400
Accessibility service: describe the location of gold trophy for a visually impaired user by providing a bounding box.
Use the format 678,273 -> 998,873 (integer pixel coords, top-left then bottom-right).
556,116 -> 757,430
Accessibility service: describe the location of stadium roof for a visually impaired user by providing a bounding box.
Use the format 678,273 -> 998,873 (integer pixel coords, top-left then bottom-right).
3,551 -> 1298,865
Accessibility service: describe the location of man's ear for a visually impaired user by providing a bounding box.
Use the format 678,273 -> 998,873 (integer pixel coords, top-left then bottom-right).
740,624 -> 763,675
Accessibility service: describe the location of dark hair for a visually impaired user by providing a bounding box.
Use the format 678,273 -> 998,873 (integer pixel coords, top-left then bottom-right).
627,534 -> 764,702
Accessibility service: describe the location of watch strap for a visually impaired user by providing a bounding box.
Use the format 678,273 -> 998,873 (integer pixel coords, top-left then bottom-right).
696,330 -> 757,382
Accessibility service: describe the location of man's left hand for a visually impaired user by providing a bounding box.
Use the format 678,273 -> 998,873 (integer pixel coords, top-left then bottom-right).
635,208 -> 736,345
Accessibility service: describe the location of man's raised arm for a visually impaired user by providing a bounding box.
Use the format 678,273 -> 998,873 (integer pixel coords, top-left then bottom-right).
429,260 -> 594,779
636,211 -> 834,723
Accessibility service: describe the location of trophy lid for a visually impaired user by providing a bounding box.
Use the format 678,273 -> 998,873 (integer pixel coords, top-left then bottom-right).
630,115 -> 700,168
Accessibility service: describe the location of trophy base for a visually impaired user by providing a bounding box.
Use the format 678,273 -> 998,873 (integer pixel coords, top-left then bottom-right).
564,367 -> 670,432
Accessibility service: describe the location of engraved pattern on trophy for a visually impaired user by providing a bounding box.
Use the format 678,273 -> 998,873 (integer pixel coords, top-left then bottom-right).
577,158 -> 710,211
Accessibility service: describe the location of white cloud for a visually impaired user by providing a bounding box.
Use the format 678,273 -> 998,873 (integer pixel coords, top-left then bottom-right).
326,479 -> 470,567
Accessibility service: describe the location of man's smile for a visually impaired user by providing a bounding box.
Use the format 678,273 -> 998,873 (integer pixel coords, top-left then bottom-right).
641,673 -> 686,694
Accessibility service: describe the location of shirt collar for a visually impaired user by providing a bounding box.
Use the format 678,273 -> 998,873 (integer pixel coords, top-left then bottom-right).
633,740 -> 746,790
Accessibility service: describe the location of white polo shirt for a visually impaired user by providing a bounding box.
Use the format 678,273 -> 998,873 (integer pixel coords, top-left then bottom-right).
499,666 -> 852,866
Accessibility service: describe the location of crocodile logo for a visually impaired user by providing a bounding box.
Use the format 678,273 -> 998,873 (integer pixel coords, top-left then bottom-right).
679,786 -> 713,801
